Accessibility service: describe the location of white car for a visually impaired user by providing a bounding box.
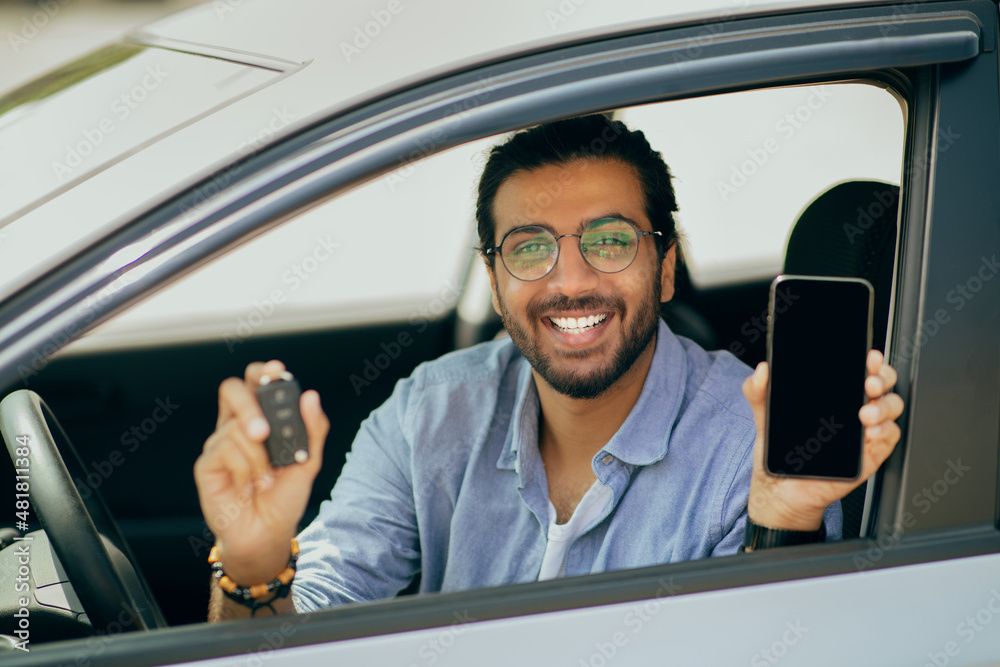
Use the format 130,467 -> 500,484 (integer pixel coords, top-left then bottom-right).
0,0 -> 998,664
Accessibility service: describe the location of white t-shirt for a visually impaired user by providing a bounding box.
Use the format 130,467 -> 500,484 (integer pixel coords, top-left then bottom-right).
537,480 -> 613,580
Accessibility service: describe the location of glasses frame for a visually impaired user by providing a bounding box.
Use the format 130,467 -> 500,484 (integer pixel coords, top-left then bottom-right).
484,217 -> 663,282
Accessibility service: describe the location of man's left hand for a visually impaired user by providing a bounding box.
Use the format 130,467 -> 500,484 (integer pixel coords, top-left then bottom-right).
742,349 -> 905,531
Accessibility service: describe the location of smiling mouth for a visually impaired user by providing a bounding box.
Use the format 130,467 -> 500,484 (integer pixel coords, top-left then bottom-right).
548,313 -> 609,334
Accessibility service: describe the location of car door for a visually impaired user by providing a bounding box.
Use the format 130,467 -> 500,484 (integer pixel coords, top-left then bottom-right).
2,1 -> 998,665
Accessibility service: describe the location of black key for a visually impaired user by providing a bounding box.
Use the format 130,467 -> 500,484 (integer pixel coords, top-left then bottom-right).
257,372 -> 309,467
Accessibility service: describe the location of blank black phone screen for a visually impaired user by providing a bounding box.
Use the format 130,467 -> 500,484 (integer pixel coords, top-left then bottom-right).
765,276 -> 872,479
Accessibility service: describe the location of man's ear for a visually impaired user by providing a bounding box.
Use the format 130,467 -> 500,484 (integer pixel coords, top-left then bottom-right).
484,255 -> 502,316
660,244 -> 677,303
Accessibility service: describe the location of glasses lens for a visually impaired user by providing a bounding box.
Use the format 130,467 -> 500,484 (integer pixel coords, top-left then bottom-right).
501,227 -> 557,280
580,218 -> 639,272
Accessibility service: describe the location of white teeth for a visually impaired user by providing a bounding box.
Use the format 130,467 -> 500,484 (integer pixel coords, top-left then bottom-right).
551,313 -> 607,333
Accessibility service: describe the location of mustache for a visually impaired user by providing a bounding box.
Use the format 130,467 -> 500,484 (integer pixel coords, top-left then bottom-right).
527,294 -> 626,320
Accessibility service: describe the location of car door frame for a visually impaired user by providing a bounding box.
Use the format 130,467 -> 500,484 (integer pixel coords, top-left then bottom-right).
4,1 -> 999,665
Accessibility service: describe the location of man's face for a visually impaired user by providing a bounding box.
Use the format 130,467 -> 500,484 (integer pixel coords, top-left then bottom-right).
487,158 -> 676,399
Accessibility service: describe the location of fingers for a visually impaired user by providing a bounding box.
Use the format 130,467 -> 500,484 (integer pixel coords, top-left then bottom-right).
861,350 -> 904,467
742,362 -> 768,441
205,418 -> 273,486
214,360 -> 322,474
217,376 -> 270,438
865,350 -> 899,398
860,417 -> 901,480
859,390 -> 904,422
299,389 -> 329,473
216,360 -> 286,431
245,359 -> 287,387
859,383 -> 904,479
866,348 -> 883,375
194,419 -> 275,533
741,362 -> 768,405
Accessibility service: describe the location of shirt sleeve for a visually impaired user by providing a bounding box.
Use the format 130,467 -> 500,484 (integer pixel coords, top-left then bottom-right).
712,500 -> 844,556
292,375 -> 420,612
711,428 -> 754,557
710,425 -> 845,557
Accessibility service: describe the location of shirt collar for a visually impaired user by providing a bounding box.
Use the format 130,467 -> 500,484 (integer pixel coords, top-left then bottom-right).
602,319 -> 686,466
496,319 -> 687,473
496,359 -> 538,486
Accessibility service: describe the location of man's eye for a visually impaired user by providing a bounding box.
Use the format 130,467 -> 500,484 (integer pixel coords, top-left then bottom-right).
592,234 -> 629,246
511,241 -> 552,256
584,234 -> 632,255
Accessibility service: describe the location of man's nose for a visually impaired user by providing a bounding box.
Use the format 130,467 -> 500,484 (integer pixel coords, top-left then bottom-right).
545,237 -> 600,296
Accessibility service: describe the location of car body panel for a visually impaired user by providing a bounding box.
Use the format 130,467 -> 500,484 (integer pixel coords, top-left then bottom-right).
181,551 -> 1000,667
0,2 -> 986,385
0,0 -> 998,664
0,1 -> 980,300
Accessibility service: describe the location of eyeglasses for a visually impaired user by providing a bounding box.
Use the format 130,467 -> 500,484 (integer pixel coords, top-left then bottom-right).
484,217 -> 663,282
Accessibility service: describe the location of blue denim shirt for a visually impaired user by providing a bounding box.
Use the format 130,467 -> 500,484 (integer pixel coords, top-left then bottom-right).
292,320 -> 842,611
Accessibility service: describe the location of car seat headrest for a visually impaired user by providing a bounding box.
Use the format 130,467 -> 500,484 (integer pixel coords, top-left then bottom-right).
784,180 -> 899,352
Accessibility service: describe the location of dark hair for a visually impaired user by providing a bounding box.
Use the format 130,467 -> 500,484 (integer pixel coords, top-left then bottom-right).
476,114 -> 679,266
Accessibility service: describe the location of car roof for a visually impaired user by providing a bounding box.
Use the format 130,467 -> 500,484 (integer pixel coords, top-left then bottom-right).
0,0 -> 910,300
136,0 -> 878,92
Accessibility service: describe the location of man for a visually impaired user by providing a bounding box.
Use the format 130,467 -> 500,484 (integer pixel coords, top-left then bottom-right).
195,115 -> 903,620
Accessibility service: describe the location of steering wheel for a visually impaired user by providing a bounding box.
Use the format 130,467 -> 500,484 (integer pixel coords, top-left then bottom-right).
0,390 -> 166,633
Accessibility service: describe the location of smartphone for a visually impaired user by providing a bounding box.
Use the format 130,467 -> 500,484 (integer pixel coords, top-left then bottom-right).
257,372 -> 310,467
764,275 -> 873,480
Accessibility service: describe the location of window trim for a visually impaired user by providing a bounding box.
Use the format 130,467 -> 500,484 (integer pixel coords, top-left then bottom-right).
0,3 -> 983,393
2,2 -> 998,663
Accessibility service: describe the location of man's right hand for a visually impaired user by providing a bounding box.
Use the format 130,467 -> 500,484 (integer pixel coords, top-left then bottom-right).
194,360 -> 328,588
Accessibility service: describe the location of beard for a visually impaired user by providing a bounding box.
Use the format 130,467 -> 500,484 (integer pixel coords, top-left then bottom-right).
496,276 -> 661,400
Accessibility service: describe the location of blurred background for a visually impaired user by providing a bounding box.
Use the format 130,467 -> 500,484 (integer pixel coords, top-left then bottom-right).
0,0 -> 202,91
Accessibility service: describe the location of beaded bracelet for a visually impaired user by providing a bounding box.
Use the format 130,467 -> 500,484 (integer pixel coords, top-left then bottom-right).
208,539 -> 300,616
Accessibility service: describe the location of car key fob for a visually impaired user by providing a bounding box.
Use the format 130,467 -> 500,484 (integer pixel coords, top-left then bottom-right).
257,371 -> 309,467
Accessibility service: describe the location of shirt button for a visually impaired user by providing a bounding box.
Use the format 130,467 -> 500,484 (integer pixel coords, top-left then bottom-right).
602,455 -> 612,465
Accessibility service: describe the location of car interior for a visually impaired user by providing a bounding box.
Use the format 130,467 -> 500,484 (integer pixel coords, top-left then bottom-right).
0,81 -> 904,639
